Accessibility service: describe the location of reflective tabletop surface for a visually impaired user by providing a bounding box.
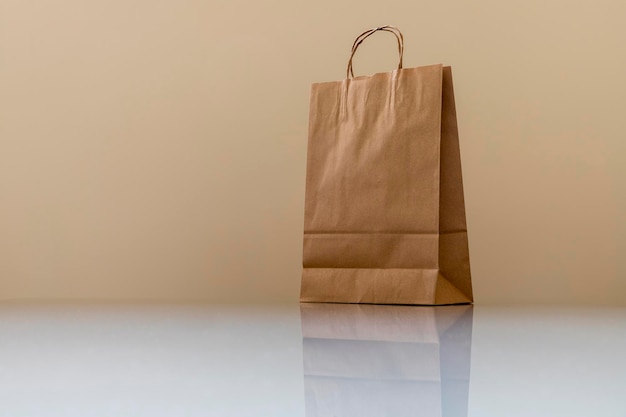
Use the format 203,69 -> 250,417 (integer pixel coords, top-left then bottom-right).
0,303 -> 624,416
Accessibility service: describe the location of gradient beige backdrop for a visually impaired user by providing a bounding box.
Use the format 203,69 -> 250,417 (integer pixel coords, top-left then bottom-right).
1,0 -> 624,304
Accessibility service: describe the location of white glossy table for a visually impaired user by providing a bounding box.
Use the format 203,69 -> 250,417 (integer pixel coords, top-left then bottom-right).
0,303 -> 624,416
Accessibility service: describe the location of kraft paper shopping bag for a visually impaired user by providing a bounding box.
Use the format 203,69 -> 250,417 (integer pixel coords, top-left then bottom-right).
301,26 -> 473,304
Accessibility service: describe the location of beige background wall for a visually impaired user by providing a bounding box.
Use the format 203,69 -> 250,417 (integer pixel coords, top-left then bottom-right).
1,0 -> 624,304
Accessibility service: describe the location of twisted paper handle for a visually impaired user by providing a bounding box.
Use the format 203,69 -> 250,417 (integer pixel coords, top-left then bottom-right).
346,25 -> 404,79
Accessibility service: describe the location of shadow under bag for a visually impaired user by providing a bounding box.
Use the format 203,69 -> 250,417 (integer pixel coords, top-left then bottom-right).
301,26 -> 473,305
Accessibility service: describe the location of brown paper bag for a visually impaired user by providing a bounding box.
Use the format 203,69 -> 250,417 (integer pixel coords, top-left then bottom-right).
301,26 -> 473,305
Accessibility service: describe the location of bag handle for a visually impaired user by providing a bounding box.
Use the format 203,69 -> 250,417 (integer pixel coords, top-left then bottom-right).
346,25 -> 404,79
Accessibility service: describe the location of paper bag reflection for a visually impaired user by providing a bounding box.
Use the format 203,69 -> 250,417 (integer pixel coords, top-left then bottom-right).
300,304 -> 473,417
